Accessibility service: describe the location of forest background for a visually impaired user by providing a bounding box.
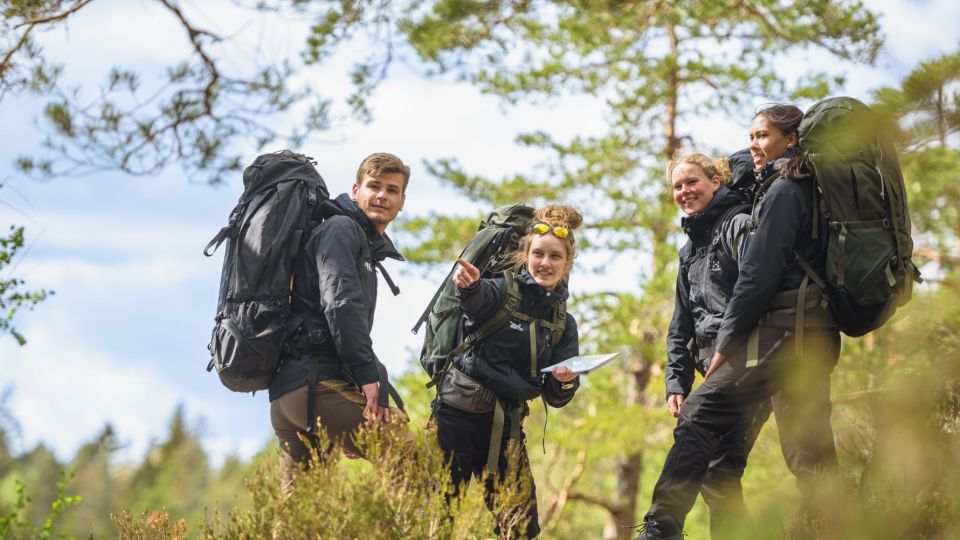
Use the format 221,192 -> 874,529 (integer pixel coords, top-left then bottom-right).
1,0 -> 959,538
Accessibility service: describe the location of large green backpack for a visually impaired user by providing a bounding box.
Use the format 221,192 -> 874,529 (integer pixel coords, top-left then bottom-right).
798,96 -> 922,336
411,203 -> 565,385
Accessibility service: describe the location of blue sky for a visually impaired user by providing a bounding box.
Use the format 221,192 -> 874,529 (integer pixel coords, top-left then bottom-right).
1,0 -> 957,466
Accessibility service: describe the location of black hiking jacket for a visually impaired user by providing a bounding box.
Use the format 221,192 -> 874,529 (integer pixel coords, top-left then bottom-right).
268,193 -> 403,402
453,269 -> 580,407
715,169 -> 828,356
665,185 -> 750,398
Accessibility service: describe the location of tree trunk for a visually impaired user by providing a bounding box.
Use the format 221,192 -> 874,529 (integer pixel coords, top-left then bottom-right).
606,352 -> 654,539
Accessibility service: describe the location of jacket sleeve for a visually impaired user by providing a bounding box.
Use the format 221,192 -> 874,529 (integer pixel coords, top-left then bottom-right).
723,213 -> 752,264
313,217 -> 379,386
542,313 -> 580,408
665,260 -> 696,399
715,180 -> 804,355
456,277 -> 506,326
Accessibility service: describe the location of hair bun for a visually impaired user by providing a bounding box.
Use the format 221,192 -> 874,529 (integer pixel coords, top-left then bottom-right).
532,204 -> 583,230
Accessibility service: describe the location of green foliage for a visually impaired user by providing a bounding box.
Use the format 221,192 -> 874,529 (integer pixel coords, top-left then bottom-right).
1,1 -> 337,184
121,406 -> 211,526
872,50 -> 960,275
0,225 -> 52,345
59,425 -> 118,538
196,424 -> 499,539
0,470 -> 81,540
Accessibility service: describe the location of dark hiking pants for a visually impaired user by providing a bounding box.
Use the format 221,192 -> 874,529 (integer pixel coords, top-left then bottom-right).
435,402 -> 540,539
648,328 -> 840,532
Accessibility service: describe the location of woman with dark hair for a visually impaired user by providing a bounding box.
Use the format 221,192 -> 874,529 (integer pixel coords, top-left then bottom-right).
436,203 -> 583,539
637,105 -> 841,540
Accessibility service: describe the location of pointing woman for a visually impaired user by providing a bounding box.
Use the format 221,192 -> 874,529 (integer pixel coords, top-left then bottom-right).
437,203 -> 583,539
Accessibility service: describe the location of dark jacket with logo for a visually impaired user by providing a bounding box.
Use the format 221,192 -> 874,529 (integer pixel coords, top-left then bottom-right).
453,269 -> 580,407
715,168 -> 830,355
665,185 -> 750,398
268,193 -> 403,402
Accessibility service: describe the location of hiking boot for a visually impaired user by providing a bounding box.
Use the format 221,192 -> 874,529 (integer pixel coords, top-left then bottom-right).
633,514 -> 684,540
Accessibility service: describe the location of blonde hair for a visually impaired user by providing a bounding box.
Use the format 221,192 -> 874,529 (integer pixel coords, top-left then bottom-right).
504,204 -> 584,278
665,153 -> 732,185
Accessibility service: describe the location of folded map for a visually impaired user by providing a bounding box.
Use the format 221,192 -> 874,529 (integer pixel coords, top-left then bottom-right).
540,352 -> 621,375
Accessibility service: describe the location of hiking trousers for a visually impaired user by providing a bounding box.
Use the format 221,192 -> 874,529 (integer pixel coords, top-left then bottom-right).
435,402 -> 540,539
270,379 -> 409,492
647,327 -> 840,532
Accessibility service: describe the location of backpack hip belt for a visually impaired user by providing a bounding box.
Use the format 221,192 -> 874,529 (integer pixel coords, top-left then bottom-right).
759,282 -> 837,330
743,278 -> 838,366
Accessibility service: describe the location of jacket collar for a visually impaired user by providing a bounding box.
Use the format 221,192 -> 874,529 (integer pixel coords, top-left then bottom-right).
516,267 -> 570,303
331,193 -> 404,261
681,185 -> 745,235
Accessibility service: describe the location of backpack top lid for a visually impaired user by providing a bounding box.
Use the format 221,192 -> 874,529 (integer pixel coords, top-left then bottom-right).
241,150 -> 328,202
799,96 -> 883,160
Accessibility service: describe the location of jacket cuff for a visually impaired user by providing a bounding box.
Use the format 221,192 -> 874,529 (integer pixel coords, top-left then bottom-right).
350,363 -> 380,387
553,375 -> 579,392
665,382 -> 688,400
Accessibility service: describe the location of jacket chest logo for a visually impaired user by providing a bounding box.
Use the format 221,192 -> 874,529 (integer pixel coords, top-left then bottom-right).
363,260 -> 374,272
508,320 -> 524,332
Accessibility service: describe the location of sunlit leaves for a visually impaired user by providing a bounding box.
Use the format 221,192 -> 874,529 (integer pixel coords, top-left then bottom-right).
0,226 -> 52,346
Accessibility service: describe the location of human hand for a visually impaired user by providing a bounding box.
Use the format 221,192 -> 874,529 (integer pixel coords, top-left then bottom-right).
667,393 -> 685,417
452,258 -> 480,289
361,382 -> 390,424
551,365 -> 578,383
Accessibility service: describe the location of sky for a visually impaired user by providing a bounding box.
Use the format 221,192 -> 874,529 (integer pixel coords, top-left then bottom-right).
1,0 -> 958,467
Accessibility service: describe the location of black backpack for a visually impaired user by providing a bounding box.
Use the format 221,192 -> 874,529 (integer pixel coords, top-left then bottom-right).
796,97 -> 922,336
412,203 -> 566,385
203,150 -> 329,392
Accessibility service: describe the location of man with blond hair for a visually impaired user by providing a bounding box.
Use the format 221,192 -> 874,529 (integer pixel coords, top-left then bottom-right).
268,152 -> 410,489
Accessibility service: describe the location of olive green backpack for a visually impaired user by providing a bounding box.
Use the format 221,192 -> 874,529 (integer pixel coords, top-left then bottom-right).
411,203 -> 566,387
798,96 -> 922,336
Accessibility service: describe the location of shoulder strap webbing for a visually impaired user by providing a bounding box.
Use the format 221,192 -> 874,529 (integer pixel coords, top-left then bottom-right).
552,300 -> 567,348
485,400 -> 526,479
750,171 -> 781,219
711,203 -> 750,274
375,260 -> 400,296
426,270 -> 522,389
411,256 -> 466,335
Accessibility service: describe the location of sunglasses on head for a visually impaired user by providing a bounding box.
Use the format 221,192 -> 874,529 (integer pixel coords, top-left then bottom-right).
531,222 -> 569,239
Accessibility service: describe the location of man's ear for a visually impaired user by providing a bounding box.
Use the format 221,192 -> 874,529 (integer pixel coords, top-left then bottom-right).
351,182 -> 359,200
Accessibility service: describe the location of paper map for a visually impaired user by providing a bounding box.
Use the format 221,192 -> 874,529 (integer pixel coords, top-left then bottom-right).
540,352 -> 621,375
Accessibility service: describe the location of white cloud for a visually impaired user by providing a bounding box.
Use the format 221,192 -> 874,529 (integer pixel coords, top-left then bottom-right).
0,309 -> 276,466
1,313 -> 180,463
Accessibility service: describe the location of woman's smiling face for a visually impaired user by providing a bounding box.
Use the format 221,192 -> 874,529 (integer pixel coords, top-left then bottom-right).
526,234 -> 568,290
672,162 -> 720,216
749,114 -> 797,170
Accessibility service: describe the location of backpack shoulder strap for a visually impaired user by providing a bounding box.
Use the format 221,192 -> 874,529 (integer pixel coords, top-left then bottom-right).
710,203 -> 751,275
551,299 -> 567,348
751,171 -> 781,217
427,270 -> 522,388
